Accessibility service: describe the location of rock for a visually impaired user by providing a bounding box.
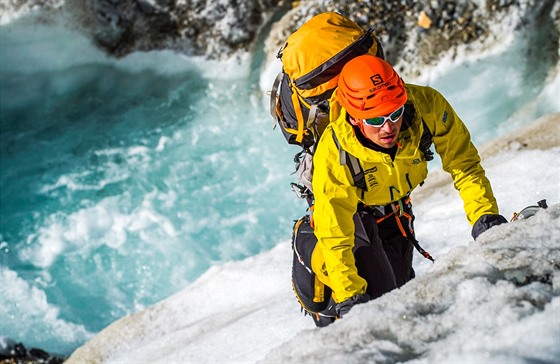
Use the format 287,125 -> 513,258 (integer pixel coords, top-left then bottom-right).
3,0 -> 557,67
63,0 -> 282,59
0,337 -> 65,364
263,0 -> 559,78
417,10 -> 433,29
2,0 -> 283,60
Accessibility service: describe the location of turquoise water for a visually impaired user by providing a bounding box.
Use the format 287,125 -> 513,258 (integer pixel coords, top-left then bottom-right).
1,11 -> 557,356
1,18 -> 304,354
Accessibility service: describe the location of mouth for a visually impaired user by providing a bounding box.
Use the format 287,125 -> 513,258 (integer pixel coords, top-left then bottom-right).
379,133 -> 396,142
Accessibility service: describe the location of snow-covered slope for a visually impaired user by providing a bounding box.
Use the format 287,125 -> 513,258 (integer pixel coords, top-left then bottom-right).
66,114 -> 560,363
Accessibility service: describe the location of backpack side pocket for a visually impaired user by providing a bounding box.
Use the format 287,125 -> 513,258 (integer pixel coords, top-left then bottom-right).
291,215 -> 332,313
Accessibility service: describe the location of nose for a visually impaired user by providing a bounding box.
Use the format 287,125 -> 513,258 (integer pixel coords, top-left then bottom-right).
380,119 -> 394,132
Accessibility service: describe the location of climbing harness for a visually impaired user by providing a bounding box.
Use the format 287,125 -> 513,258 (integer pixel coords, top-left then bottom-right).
368,196 -> 435,262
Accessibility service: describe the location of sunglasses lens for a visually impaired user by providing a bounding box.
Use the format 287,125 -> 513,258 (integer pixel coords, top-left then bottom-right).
390,106 -> 404,120
364,117 -> 385,126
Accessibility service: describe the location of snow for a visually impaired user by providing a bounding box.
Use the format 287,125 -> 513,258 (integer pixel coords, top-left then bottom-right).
66,125 -> 560,362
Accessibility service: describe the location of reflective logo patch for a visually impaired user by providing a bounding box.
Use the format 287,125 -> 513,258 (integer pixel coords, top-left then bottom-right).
364,167 -> 379,188
366,175 -> 379,188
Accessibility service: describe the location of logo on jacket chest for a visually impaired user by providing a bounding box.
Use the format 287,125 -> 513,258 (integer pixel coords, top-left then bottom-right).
364,167 -> 379,188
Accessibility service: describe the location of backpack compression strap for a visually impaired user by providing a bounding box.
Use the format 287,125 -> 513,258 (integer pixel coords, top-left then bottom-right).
331,129 -> 367,192
270,72 -> 318,146
291,85 -> 306,143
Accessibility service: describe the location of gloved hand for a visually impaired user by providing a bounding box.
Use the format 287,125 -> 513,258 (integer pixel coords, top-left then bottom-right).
471,214 -> 508,240
335,293 -> 370,318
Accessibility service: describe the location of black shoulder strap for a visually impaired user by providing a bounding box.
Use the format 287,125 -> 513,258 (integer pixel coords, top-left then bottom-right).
403,103 -> 434,161
420,119 -> 434,161
331,130 -> 367,192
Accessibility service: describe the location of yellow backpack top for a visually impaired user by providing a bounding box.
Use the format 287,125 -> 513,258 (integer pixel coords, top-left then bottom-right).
270,12 -> 384,148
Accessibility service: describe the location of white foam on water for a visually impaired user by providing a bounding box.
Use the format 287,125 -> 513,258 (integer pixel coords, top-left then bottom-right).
0,268 -> 94,350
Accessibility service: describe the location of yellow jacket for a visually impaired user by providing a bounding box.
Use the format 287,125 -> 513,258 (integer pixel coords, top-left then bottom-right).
311,84 -> 500,302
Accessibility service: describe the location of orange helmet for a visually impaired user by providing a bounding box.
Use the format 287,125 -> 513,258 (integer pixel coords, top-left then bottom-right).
337,55 -> 407,119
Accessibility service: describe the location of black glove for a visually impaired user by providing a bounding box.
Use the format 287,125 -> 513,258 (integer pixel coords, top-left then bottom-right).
335,293 -> 370,318
471,214 -> 508,240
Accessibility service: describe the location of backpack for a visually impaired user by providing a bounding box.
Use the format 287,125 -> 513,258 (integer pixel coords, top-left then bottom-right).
270,12 -> 384,150
269,12 -> 384,205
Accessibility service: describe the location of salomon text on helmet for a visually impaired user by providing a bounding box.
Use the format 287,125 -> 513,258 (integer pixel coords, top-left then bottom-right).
337,55 -> 407,119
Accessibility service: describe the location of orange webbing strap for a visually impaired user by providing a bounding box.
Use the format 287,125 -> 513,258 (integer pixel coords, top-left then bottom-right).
374,197 -> 435,262
309,205 -> 315,228
293,216 -> 305,235
393,213 -> 409,237
375,213 -> 393,224
402,212 -> 414,234
374,196 -> 411,224
510,212 -> 518,222
393,212 -> 434,262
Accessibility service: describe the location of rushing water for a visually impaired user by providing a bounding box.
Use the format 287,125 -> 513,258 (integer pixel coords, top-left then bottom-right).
1,11 -> 558,355
0,16 -> 305,354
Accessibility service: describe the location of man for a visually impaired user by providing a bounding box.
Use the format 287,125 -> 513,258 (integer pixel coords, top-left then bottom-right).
310,55 -> 507,326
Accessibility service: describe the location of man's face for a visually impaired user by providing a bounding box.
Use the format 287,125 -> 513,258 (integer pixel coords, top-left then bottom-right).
350,112 -> 403,148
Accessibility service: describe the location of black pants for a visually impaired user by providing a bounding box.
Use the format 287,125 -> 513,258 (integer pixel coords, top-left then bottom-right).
354,209 -> 415,299
313,204 -> 415,327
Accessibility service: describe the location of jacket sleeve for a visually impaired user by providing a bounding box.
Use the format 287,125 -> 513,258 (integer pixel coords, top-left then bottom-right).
419,86 -> 500,225
311,130 -> 367,303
